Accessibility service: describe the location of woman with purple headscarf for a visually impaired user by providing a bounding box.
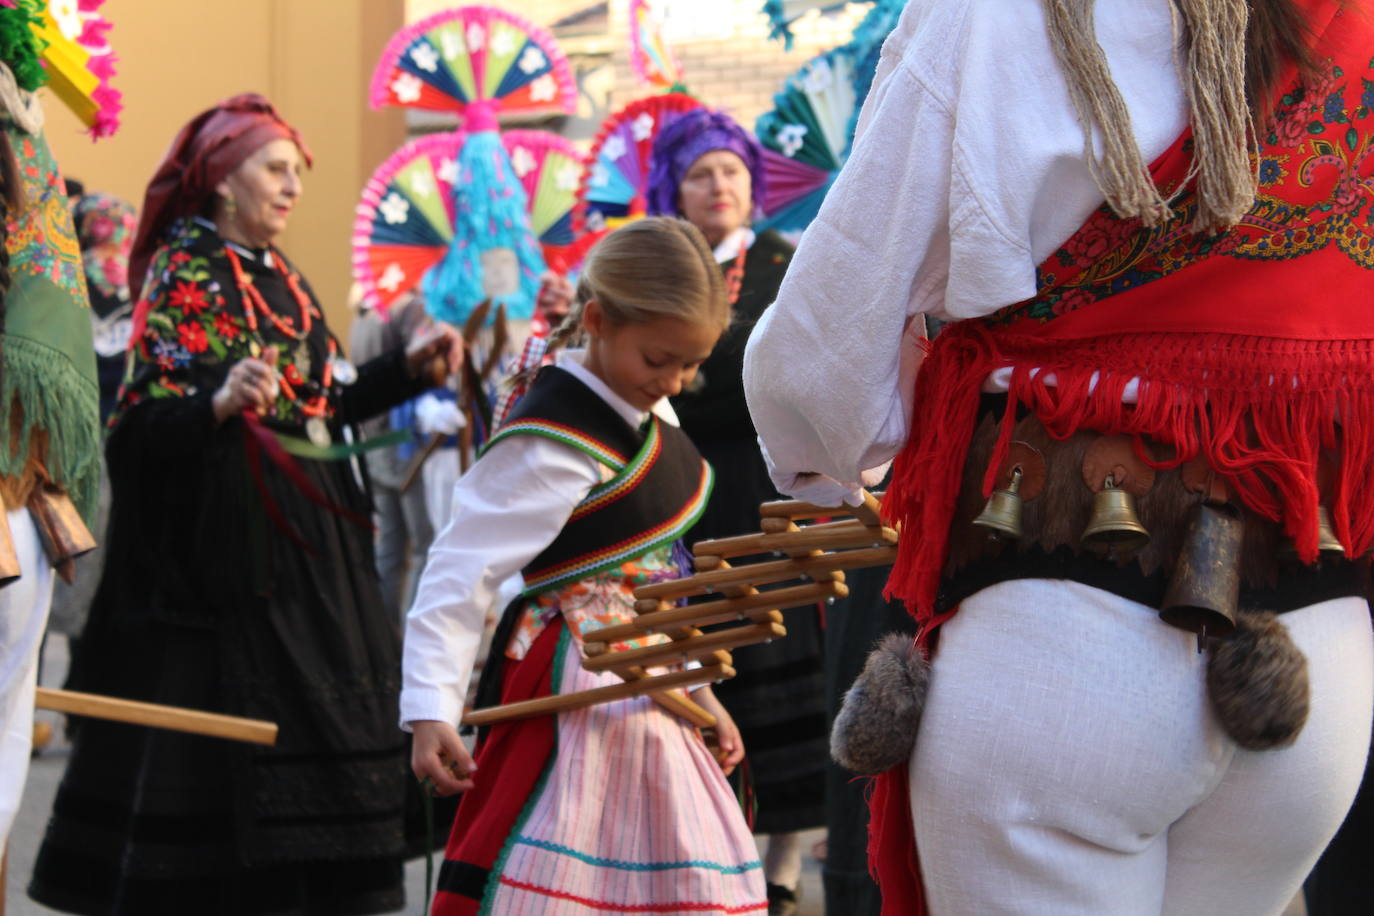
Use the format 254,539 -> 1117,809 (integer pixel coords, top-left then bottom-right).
648,107 -> 824,916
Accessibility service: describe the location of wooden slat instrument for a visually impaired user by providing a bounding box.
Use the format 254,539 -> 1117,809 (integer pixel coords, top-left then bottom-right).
463,491 -> 894,729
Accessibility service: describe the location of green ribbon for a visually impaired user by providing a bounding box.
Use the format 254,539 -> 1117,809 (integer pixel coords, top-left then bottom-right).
269,428 -> 411,461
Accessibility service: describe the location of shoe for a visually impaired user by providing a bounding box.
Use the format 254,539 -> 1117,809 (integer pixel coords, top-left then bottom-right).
31,719 -> 52,756
766,883 -> 798,916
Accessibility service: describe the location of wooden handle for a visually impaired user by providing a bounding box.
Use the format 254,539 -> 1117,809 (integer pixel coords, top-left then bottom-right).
634,547 -> 894,601
462,663 -> 732,727
624,664 -> 718,728
400,434 -> 445,493
594,581 -> 840,643
583,623 -> 783,674
36,687 -> 278,746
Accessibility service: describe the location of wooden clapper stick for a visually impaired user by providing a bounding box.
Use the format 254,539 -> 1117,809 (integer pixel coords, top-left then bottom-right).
35,687 -> 278,745
462,490 -> 896,730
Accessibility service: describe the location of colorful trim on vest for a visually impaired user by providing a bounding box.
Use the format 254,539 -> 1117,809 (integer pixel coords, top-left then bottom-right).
571,420 -> 663,521
522,455 -> 713,595
484,418 -> 628,471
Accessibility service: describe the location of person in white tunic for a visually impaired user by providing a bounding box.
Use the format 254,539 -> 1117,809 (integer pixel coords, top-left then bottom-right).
744,1 -> 1374,913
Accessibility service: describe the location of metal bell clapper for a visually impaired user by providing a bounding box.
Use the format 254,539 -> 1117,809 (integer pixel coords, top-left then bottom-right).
1082,475 -> 1150,554
973,466 -> 1025,539
1160,501 -> 1243,640
1316,505 -> 1346,554
1278,504 -> 1346,562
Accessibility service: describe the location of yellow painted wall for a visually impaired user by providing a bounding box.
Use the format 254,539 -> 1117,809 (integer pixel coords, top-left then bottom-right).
41,0 -> 407,342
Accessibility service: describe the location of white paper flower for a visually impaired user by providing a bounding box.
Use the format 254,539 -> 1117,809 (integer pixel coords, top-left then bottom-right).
777,124 -> 808,159
518,47 -> 547,75
528,74 -> 557,103
437,158 -> 459,185
391,73 -> 423,104
408,171 -> 435,198
590,163 -> 611,189
466,23 -> 486,53
379,192 -> 411,225
48,0 -> 82,41
602,135 -> 627,162
378,263 -> 407,293
586,210 -> 607,232
491,29 -> 517,58
803,59 -> 834,94
555,162 -> 580,192
632,113 -> 655,142
409,42 -> 440,73
510,146 -> 537,179
440,28 -> 464,61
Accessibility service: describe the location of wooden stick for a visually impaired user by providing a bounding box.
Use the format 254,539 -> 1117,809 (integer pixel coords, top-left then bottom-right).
596,581 -> 843,643
462,663 -> 732,727
400,433 -> 445,493
583,623 -> 783,673
640,680 -> 717,728
692,522 -> 897,559
759,490 -> 885,523
36,687 -> 279,746
634,547 -> 894,601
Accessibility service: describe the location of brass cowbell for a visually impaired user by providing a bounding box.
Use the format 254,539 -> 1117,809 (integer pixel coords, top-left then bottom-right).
1082,475 -> 1150,554
1160,501 -> 1243,638
973,467 -> 1025,539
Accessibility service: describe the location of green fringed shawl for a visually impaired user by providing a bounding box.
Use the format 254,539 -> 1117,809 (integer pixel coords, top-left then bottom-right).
2,117 -> 100,524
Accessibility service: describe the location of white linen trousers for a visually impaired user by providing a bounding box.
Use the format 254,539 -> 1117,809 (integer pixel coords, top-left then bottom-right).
0,507 -> 55,849
910,580 -> 1373,916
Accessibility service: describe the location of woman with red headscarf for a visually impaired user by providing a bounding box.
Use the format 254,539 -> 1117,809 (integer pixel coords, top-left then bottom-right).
29,94 -> 461,915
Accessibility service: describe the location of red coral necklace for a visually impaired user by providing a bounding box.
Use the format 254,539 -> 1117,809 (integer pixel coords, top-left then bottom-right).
224,245 -> 334,427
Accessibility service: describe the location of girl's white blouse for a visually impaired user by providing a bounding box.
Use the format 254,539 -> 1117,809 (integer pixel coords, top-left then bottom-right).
400,351 -> 679,729
743,0 -> 1188,494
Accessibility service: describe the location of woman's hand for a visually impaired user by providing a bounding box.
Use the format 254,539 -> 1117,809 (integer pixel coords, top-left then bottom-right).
410,720 -> 477,796
406,322 -> 463,386
692,685 -> 745,777
212,346 -> 279,423
535,270 -> 574,326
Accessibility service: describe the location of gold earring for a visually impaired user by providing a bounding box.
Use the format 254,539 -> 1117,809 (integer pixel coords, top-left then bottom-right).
222,194 -> 238,222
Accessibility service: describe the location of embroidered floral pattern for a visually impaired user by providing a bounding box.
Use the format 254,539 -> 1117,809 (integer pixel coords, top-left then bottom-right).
507,543 -> 685,661
1006,58 -> 1374,325
72,192 -> 137,302
116,219 -> 332,427
4,132 -> 87,302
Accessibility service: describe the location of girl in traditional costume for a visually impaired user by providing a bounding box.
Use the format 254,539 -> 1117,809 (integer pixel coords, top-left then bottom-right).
405,217 -> 767,916
746,1 -> 1374,914
647,109 -> 826,914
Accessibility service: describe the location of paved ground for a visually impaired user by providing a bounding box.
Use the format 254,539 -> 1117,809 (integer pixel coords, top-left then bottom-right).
5,635 -> 825,915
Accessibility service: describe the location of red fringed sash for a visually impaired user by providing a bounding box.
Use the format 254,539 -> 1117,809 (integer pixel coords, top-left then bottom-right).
884,0 -> 1374,619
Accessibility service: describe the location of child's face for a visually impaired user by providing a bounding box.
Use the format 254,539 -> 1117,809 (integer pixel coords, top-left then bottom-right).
583,306 -> 720,412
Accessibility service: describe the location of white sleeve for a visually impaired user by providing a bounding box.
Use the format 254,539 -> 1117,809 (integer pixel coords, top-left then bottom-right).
744,60 -> 961,487
399,435 -> 599,729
